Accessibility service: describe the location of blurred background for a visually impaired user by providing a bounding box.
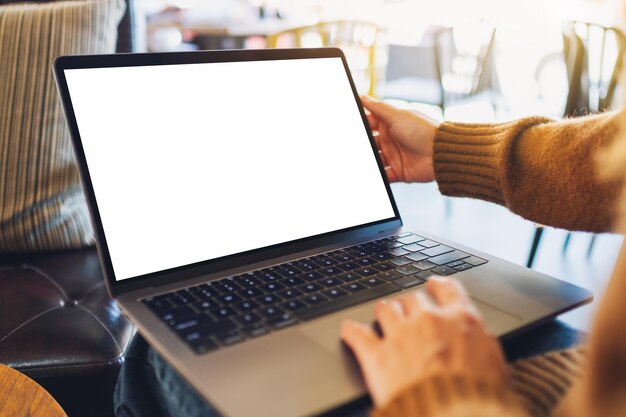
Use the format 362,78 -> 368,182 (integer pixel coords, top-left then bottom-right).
137,0 -> 625,330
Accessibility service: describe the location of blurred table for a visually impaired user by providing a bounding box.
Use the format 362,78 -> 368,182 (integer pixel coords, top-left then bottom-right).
0,364 -> 66,417
149,18 -> 305,50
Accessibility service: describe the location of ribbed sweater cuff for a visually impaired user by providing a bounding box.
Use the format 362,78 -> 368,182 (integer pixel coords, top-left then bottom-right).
434,117 -> 553,205
371,374 -> 529,417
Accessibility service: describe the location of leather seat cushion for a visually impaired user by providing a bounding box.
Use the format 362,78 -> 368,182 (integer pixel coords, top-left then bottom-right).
0,249 -> 134,378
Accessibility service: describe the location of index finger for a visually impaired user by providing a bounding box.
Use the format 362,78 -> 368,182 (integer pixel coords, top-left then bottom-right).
426,277 -> 472,309
360,96 -> 398,125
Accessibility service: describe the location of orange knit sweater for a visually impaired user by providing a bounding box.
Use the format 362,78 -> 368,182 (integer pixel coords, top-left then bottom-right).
372,111 -> 626,417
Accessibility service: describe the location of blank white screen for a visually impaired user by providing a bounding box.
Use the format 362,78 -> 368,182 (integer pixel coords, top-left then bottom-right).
65,57 -> 395,281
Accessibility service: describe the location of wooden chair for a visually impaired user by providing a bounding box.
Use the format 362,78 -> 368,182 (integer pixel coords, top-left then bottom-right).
266,20 -> 380,96
526,21 -> 626,268
381,21 -> 497,112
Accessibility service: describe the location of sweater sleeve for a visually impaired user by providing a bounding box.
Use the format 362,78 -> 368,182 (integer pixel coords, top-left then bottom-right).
370,374 -> 530,417
433,111 -> 624,233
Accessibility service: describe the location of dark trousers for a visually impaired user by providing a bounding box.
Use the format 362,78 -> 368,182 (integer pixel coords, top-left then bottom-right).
114,320 -> 583,417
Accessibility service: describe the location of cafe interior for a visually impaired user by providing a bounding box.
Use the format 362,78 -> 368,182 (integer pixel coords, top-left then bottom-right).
0,0 -> 625,416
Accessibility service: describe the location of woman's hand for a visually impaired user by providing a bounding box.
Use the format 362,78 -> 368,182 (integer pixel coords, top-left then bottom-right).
340,277 -> 509,408
361,96 -> 439,183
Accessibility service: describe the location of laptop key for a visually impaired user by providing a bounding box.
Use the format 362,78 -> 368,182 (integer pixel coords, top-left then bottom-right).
299,283 -> 323,293
242,323 -> 270,338
280,276 -> 304,287
361,277 -> 385,287
210,306 -> 237,319
262,282 -> 285,292
463,256 -> 488,266
389,257 -> 412,266
260,306 -> 286,320
332,253 -> 355,262
191,339 -> 219,354
421,245 -> 454,257
396,235 -> 425,245
278,288 -> 304,299
282,266 -> 302,276
454,263 -> 473,271
322,288 -> 348,299
446,260 -> 466,268
172,291 -> 196,304
375,262 -> 393,271
371,252 -> 394,261
401,243 -> 425,252
320,266 -> 343,276
297,261 -> 320,271
282,299 -> 308,311
356,267 -> 379,276
257,294 -> 282,305
343,282 -> 367,293
356,257 -> 377,266
297,283 -> 401,321
377,270 -> 402,281
337,262 -> 360,271
320,277 -> 341,288
395,265 -> 420,275
394,275 -> 425,289
428,250 -> 471,265
417,239 -> 440,248
192,300 -> 221,311
389,247 -> 410,256
214,331 -> 244,346
414,270 -> 433,281
213,282 -> 240,294
383,241 -> 404,248
160,306 -> 195,322
258,272 -> 282,282
405,252 -> 429,262
238,288 -> 264,298
268,313 -> 298,329
302,271 -> 324,281
236,300 -> 259,311
431,266 -> 457,276
143,295 -> 174,312
303,294 -> 328,305
169,314 -> 211,331
235,312 -> 262,325
318,258 -> 337,267
336,272 -> 362,283
218,294 -> 242,304
413,260 -> 437,270
181,318 -> 237,339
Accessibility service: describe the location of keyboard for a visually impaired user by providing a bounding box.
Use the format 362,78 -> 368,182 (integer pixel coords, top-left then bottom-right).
142,232 -> 488,354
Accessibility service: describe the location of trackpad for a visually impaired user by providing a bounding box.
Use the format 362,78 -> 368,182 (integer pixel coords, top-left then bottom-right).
471,298 -> 523,335
298,296 -> 522,354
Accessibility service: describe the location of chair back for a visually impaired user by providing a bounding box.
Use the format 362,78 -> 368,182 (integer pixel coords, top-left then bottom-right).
432,21 -> 496,108
266,20 -> 380,96
563,20 -> 626,115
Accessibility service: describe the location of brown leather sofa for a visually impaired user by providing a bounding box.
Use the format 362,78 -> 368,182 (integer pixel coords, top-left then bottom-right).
0,1 -> 141,416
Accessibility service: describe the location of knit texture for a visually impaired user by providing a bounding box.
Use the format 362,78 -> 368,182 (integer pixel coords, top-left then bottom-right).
371,373 -> 529,417
372,111 -> 626,417
434,113 -> 623,232
510,347 -> 587,417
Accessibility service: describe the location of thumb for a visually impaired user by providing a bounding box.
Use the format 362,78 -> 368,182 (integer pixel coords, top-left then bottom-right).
360,96 -> 398,125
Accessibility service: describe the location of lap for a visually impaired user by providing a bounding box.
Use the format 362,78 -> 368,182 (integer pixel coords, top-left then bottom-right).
114,320 -> 584,417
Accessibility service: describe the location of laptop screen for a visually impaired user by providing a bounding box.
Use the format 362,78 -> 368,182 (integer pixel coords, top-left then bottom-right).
64,56 -> 396,282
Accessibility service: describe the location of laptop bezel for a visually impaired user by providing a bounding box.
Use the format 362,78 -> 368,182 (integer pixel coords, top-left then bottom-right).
53,47 -> 402,297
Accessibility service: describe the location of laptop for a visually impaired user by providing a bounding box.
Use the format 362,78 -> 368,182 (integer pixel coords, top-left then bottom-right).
54,48 -> 591,417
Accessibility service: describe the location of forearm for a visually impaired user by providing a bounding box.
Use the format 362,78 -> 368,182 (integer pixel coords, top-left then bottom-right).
433,111 -> 624,233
